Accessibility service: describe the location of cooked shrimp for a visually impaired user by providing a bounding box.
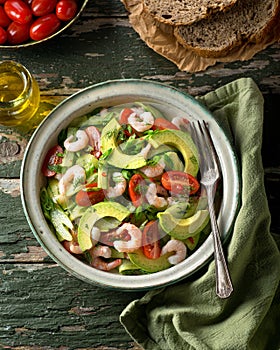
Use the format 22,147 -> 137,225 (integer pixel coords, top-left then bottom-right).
58,165 -> 86,196
145,183 -> 167,208
85,126 -> 101,158
161,239 -> 187,265
106,172 -> 127,198
128,110 -> 154,132
140,159 -> 165,177
63,240 -> 83,255
171,117 -> 190,131
113,223 -> 142,253
91,245 -> 122,271
91,245 -> 111,258
91,257 -> 122,271
64,130 -> 89,152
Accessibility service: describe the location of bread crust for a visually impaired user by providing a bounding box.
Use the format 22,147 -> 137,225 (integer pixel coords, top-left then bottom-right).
142,0 -> 237,26
174,0 -> 280,58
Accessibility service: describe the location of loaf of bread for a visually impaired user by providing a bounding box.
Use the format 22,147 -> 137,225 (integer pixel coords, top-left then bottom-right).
142,0 -> 237,26
174,0 -> 280,58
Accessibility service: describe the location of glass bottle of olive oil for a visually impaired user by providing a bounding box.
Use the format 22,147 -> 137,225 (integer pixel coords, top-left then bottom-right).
0,60 -> 40,127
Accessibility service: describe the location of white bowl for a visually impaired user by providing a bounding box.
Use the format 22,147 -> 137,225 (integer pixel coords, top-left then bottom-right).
20,79 -> 240,291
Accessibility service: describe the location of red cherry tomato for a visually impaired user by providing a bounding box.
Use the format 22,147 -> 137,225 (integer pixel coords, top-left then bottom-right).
161,171 -> 200,195
142,220 -> 161,259
119,108 -> 133,124
0,25 -> 7,43
128,173 -> 147,207
0,6 -> 11,27
41,145 -> 64,177
56,0 -> 78,21
75,183 -> 105,207
152,118 -> 179,130
30,13 -> 61,41
4,0 -> 32,24
6,20 -> 29,44
31,0 -> 57,17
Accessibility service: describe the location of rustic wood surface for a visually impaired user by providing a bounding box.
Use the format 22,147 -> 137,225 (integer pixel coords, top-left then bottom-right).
0,0 -> 279,349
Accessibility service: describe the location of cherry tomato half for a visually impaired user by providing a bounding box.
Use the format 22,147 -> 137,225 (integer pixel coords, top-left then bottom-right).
6,20 -> 29,44
161,171 -> 200,195
0,25 -> 7,43
4,0 -> 32,24
142,220 -> 161,259
31,0 -> 57,17
56,0 -> 78,22
41,145 -> 64,177
75,183 -> 105,207
30,13 -> 61,41
151,118 -> 179,130
0,6 -> 11,27
128,173 -> 147,207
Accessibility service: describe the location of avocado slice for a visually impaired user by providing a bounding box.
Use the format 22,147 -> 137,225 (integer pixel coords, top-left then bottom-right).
148,129 -> 199,176
128,249 -> 172,273
163,151 -> 184,172
78,202 -> 130,251
158,209 -> 210,240
106,147 -> 147,169
100,117 -> 121,153
99,116 -> 147,169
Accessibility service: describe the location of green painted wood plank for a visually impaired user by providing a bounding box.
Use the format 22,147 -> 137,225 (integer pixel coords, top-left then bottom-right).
0,263 -> 144,349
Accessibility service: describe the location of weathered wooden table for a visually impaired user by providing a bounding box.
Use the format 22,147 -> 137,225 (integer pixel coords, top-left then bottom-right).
0,1 -> 279,349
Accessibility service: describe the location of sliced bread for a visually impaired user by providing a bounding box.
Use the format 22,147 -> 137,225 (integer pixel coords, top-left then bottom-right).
142,0 -> 237,26
174,0 -> 280,58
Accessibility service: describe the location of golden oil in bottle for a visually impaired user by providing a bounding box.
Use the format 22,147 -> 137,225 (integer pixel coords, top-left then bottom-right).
0,60 -> 40,127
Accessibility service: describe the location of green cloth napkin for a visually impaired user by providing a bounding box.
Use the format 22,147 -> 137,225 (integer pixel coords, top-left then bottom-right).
120,78 -> 280,350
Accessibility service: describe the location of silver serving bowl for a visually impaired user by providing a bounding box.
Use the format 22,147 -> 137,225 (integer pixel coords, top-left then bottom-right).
0,0 -> 88,49
20,79 -> 240,291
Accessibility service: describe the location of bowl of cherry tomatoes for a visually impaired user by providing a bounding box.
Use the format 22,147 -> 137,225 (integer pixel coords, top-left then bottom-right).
0,0 -> 88,47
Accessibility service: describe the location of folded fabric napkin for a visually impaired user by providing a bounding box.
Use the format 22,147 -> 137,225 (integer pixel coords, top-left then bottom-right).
120,78 -> 280,350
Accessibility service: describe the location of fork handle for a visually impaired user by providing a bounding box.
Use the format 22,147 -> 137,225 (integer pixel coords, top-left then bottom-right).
207,188 -> 234,299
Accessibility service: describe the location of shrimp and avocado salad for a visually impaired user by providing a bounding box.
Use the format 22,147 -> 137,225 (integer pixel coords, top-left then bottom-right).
40,102 -> 212,275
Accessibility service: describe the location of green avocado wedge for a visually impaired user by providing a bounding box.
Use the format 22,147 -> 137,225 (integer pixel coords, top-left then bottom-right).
106,147 -> 147,169
128,249 -> 172,273
148,129 -> 199,176
158,209 -> 210,240
78,202 -> 130,252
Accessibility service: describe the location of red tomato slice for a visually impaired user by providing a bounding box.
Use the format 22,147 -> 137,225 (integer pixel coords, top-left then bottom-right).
142,220 -> 161,259
128,173 -> 147,207
151,118 -> 179,130
42,145 -> 63,177
75,183 -> 105,207
161,171 -> 200,195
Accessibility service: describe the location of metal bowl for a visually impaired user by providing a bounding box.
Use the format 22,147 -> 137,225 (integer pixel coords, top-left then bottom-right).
20,79 -> 240,291
0,0 -> 88,49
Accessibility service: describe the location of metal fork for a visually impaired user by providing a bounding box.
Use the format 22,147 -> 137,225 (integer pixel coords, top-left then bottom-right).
190,120 -> 233,299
